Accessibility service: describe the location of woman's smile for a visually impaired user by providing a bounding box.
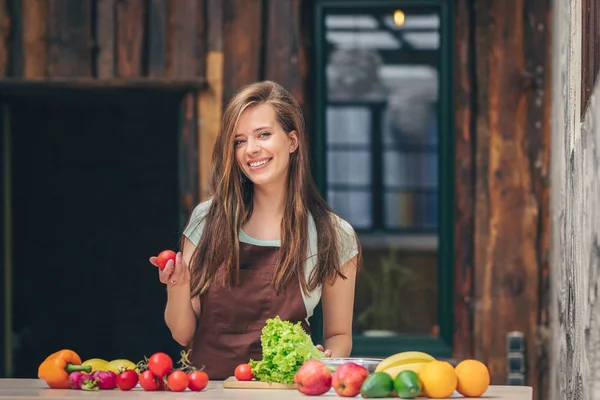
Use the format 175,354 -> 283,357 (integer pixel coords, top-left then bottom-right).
248,157 -> 272,170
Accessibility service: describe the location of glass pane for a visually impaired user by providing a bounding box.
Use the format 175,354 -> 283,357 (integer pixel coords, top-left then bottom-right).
327,190 -> 372,229
383,151 -> 437,188
322,5 -> 442,339
327,106 -> 372,144
327,150 -> 371,185
384,191 -> 438,229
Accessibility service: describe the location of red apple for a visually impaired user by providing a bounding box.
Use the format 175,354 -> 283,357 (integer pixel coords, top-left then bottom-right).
294,359 -> 332,396
332,362 -> 369,397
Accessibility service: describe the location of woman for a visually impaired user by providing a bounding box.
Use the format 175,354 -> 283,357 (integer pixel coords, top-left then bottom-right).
150,81 -> 361,379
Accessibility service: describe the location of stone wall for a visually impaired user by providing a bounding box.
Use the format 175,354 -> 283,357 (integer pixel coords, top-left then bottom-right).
550,0 -> 600,399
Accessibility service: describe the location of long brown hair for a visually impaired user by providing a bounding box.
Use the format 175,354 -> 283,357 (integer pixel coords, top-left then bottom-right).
184,81 -> 360,298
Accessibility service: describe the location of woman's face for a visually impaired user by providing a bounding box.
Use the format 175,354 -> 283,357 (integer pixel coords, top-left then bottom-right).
234,104 -> 298,188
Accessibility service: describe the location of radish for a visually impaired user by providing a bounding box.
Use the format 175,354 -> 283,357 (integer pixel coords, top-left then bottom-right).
69,372 -> 95,390
92,370 -> 117,389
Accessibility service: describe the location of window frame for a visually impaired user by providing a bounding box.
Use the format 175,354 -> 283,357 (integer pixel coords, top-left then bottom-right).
311,0 -> 454,358
581,0 -> 600,117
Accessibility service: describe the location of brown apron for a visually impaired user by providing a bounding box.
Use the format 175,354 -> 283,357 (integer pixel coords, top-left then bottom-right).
188,242 -> 311,380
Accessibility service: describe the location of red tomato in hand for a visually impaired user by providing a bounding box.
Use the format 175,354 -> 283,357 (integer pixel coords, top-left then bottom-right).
148,352 -> 173,377
115,370 -> 138,391
234,364 -> 253,381
139,370 -> 162,391
188,370 -> 209,391
156,250 -> 177,270
167,370 -> 189,392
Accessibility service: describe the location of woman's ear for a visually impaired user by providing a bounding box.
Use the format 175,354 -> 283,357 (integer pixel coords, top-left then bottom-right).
289,130 -> 299,153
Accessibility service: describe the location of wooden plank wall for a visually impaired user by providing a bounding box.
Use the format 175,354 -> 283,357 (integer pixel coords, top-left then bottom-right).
453,1 -> 551,399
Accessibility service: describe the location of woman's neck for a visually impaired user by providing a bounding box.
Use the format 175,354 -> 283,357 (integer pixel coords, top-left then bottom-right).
252,183 -> 286,216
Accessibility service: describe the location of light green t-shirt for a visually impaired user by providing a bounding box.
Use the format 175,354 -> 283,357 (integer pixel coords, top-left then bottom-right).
182,199 -> 359,324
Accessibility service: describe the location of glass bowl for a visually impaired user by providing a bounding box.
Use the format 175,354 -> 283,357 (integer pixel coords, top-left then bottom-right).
319,358 -> 383,374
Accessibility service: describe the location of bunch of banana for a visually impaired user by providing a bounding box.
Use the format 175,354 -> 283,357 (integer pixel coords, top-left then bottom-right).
375,351 -> 435,380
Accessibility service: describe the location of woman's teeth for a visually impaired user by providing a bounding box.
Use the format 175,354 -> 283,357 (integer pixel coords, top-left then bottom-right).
249,159 -> 270,167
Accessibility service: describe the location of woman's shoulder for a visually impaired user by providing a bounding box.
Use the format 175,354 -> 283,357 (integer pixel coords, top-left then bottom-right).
182,199 -> 213,245
316,211 -> 360,265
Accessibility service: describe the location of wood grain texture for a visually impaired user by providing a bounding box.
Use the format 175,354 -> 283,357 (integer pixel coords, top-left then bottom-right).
472,2 -> 548,396
47,0 -> 93,77
146,0 -> 168,77
206,0 -> 223,52
171,0 -> 203,79
95,0 -> 115,78
179,92 -> 199,221
115,0 -> 145,78
198,51 -> 223,200
222,0 -> 262,103
453,0 -> 475,362
222,377 -> 296,390
264,0 -> 303,105
0,0 -> 8,77
21,0 -> 48,78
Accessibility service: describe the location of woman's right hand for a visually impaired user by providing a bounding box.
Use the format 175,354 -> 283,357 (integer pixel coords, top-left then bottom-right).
149,252 -> 190,288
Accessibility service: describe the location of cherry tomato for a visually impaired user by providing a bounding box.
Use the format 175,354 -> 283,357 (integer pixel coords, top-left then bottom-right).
188,370 -> 209,391
148,352 -> 173,378
139,370 -> 162,391
234,364 -> 253,381
115,370 -> 138,391
156,250 -> 177,270
167,370 -> 189,392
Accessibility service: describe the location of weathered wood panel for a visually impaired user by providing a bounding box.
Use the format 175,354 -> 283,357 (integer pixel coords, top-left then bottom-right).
453,0 -> 475,362
0,0 -> 8,77
264,0 -> 304,106
550,1 -> 600,399
21,0 -> 48,78
115,0 -> 145,78
222,0 -> 262,103
47,0 -> 93,77
95,0 -> 115,79
472,2 -> 549,398
198,0 -> 223,200
147,0 -> 168,78
179,92 -> 198,220
170,0 -> 204,79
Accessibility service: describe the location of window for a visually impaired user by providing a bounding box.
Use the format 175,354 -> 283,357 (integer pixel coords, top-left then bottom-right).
315,3 -> 447,236
312,0 -> 453,358
582,0 -> 600,116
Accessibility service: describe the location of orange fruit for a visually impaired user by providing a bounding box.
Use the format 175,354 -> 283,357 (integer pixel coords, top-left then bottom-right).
417,360 -> 457,398
454,359 -> 490,397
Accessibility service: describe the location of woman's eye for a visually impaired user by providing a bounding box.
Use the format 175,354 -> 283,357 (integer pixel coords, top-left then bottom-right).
234,140 -> 245,146
259,132 -> 271,138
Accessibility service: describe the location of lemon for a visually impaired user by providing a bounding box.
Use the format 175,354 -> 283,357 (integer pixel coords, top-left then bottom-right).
107,359 -> 138,374
82,358 -> 109,372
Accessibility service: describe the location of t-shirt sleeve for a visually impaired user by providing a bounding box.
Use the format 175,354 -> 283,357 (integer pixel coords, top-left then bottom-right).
334,215 -> 359,267
182,199 -> 212,246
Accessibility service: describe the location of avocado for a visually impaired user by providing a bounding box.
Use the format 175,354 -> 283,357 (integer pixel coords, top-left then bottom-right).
360,372 -> 394,398
393,370 -> 422,399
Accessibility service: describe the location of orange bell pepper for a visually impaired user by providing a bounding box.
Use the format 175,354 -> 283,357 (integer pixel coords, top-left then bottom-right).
38,349 -> 92,389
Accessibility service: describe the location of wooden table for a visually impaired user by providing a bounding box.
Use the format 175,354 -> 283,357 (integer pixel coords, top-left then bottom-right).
0,379 -> 532,399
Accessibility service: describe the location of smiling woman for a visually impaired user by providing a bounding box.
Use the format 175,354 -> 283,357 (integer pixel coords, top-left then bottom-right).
149,81 -> 362,380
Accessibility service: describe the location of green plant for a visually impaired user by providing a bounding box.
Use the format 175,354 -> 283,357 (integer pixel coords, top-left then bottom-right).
357,248 -> 427,332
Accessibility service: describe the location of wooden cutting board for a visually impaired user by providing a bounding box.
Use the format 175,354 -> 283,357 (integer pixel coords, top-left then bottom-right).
223,377 -> 296,390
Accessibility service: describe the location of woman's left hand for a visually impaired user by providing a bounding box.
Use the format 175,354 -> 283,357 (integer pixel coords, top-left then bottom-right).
316,344 -> 332,358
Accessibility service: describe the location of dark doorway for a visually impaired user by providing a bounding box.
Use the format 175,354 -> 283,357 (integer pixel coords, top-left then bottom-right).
2,88 -> 189,378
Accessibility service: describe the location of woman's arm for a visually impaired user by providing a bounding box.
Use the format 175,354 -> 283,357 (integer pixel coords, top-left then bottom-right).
321,256 -> 358,357
163,237 -> 200,346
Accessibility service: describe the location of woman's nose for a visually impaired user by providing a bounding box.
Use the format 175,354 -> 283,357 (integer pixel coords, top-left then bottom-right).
246,138 -> 260,155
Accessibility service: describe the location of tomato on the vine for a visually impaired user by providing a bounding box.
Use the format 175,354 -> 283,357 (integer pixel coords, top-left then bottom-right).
234,363 -> 253,381
115,370 -> 138,391
139,370 -> 162,391
188,370 -> 209,391
148,352 -> 173,377
156,250 -> 176,270
167,370 -> 189,392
